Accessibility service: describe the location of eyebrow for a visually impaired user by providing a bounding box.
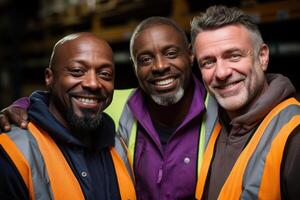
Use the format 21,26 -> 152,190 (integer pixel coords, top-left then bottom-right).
197,55 -> 214,63
223,48 -> 241,54
162,44 -> 180,51
224,48 -> 252,56
137,44 -> 180,56
69,59 -> 113,68
198,47 -> 251,60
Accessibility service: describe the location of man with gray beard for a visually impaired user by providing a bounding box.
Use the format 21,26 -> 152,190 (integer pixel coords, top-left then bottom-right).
191,5 -> 300,200
110,17 -> 207,199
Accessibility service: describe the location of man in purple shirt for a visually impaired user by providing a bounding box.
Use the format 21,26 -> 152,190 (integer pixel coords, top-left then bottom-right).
0,17 -> 206,199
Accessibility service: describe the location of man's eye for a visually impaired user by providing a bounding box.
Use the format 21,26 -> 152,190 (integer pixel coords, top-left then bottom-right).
70,69 -> 84,76
200,60 -> 215,69
165,50 -> 178,58
97,71 -> 113,80
138,56 -> 152,65
229,53 -> 242,61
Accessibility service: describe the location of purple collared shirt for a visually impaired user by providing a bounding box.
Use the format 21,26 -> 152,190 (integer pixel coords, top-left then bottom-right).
128,76 -> 206,200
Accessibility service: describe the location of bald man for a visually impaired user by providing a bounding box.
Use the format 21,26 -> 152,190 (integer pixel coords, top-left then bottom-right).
0,33 -> 135,200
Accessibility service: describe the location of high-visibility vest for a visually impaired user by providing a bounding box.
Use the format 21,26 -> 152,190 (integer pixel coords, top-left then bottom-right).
104,89 -> 135,130
105,89 -> 219,197
195,97 -> 300,200
0,122 -> 136,200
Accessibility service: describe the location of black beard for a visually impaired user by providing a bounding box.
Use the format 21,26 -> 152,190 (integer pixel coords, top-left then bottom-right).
66,108 -> 103,133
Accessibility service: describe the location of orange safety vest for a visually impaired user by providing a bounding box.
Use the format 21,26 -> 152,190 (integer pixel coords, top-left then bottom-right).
0,122 -> 136,200
195,97 -> 300,200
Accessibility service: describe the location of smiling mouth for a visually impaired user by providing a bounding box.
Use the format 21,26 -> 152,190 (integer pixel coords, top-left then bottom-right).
72,96 -> 101,107
154,78 -> 175,86
214,80 -> 244,97
77,97 -> 99,104
217,81 -> 239,89
150,77 -> 178,91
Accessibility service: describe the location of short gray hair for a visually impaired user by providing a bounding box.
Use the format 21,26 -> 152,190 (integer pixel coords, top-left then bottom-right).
190,5 -> 263,54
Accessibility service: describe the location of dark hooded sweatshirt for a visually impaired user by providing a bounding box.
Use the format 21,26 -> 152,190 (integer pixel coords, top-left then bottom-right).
0,91 -> 121,200
203,74 -> 300,200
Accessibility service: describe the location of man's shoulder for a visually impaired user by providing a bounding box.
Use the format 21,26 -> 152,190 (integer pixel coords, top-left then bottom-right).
0,124 -> 37,148
1,125 -> 31,138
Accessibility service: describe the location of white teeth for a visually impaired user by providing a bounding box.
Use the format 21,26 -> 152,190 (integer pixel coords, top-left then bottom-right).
155,78 -> 174,86
221,82 -> 237,89
77,97 -> 97,104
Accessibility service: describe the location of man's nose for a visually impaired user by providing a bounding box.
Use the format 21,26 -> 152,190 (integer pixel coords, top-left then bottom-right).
215,59 -> 232,80
82,71 -> 101,90
152,56 -> 169,72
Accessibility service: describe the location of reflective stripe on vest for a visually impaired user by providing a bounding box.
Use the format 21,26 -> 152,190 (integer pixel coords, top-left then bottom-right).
0,122 -> 136,200
197,93 -> 220,176
195,97 -> 300,200
113,134 -> 136,185
117,93 -> 216,180
0,123 -> 82,200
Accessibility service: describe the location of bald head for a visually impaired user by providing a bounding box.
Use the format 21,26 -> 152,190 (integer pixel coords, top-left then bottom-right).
45,32 -> 115,132
49,32 -> 113,70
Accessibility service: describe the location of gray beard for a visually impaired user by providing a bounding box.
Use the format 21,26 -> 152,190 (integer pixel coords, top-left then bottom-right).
150,87 -> 184,106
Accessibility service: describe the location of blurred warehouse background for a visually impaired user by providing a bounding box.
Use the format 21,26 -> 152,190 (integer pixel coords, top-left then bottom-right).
0,0 -> 299,108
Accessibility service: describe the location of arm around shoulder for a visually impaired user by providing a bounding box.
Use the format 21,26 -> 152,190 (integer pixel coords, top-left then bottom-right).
0,97 -> 30,132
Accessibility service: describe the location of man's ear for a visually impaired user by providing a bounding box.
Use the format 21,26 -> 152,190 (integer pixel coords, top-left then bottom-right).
45,67 -> 53,90
259,44 -> 269,72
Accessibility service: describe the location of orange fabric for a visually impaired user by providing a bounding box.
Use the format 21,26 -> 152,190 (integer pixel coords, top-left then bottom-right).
110,148 -> 136,200
0,134 -> 35,199
28,123 -> 85,200
1,122 -> 136,199
195,122 -> 221,200
218,98 -> 299,199
258,115 -> 300,199
218,114 -> 272,199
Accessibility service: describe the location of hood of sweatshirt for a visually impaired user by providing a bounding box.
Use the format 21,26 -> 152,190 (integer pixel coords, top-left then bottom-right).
226,73 -> 296,135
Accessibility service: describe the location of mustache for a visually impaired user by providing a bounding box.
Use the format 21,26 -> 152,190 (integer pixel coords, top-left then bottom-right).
212,76 -> 245,88
69,90 -> 108,100
148,72 -> 179,79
